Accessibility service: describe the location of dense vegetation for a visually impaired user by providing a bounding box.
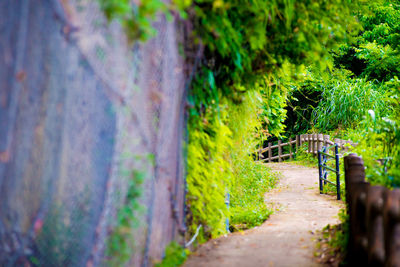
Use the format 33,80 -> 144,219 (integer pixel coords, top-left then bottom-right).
283,2 -> 400,263
185,0 -> 363,243
98,0 -> 400,265
286,0 -> 400,187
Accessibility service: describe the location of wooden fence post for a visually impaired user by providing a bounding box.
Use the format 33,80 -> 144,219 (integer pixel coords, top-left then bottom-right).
289,137 -> 293,160
344,153 -> 368,265
351,182 -> 369,265
296,135 -> 300,154
278,140 -> 282,162
323,134 -> 329,148
311,134 -> 317,155
334,138 -> 340,154
268,142 -> 272,163
366,186 -> 386,266
344,153 -> 364,192
307,134 -> 311,154
384,189 -> 400,267
317,133 -> 323,153
344,154 -> 366,200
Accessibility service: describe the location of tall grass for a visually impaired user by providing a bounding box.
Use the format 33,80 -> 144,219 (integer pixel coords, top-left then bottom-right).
228,89 -> 280,230
312,78 -> 391,131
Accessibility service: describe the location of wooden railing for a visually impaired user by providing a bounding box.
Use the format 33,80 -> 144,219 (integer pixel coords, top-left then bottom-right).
344,154 -> 399,266
257,137 -> 299,162
257,134 -> 355,162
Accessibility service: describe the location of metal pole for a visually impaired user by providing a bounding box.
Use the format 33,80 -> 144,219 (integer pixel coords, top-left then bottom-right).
225,193 -> 230,233
335,144 -> 341,200
318,150 -> 323,194
323,146 -> 327,185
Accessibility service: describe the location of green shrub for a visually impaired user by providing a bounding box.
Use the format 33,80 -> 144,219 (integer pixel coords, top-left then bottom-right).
186,105 -> 232,242
312,78 -> 391,131
155,242 -> 189,267
230,160 -> 278,230
227,88 -> 281,231
291,143 -> 318,167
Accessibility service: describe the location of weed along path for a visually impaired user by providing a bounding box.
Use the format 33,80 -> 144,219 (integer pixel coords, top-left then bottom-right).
184,163 -> 343,267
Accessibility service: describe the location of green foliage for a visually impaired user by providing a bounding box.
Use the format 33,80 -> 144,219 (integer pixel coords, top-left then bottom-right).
224,89 -> 280,230
350,105 -> 400,187
259,81 -> 288,138
334,208 -> 349,255
316,208 -> 349,264
285,67 -> 393,134
285,71 -> 324,135
323,0 -> 400,188
312,77 -> 391,131
186,88 -> 280,240
289,0 -> 400,189
189,0 -> 361,113
106,169 -> 146,266
290,143 -> 318,168
98,0 -> 370,255
334,1 -> 400,81
155,242 -> 189,267
98,0 -> 190,42
186,0 -> 363,245
228,89 -> 279,230
35,202 -> 91,266
230,160 -> 278,230
186,105 -> 232,241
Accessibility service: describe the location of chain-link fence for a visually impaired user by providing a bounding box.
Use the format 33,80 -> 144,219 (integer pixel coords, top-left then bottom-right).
0,0 -> 188,266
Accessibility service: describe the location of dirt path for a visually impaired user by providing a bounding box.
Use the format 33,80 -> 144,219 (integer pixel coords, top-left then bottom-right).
184,163 -> 343,267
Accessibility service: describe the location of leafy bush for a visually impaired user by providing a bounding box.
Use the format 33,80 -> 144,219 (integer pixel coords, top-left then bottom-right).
315,208 -> 349,264
186,88 -> 282,240
186,105 -> 232,241
312,77 -> 391,131
230,160 -> 278,230
155,242 -> 189,267
189,0 -> 361,114
227,88 -> 281,230
290,143 -> 318,167
336,1 -> 400,81
351,108 -> 400,187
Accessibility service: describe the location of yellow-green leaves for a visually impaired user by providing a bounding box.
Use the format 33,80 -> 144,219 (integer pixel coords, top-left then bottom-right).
186,106 -> 232,241
98,0 -> 188,42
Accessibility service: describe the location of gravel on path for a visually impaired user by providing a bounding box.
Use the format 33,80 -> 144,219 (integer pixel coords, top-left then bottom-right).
183,163 -> 343,267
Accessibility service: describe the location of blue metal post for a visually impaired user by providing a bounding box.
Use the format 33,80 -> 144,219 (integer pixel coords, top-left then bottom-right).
323,146 -> 327,185
318,150 -> 323,194
335,144 -> 341,200
225,193 -> 230,233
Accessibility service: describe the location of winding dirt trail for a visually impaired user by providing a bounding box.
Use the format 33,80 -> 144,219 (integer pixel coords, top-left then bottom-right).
184,163 -> 343,267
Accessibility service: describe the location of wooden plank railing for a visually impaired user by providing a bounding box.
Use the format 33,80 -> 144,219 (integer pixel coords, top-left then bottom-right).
257,133 -> 356,162
344,154 -> 399,266
257,137 -> 299,162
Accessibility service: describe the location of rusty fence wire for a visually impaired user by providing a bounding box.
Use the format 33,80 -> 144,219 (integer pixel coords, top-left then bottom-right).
0,0 -> 193,266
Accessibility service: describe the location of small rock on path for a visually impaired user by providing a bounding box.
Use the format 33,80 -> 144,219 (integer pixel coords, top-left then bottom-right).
184,163 -> 343,267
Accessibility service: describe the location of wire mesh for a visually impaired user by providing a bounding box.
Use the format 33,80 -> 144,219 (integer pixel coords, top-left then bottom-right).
0,0 -> 188,266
